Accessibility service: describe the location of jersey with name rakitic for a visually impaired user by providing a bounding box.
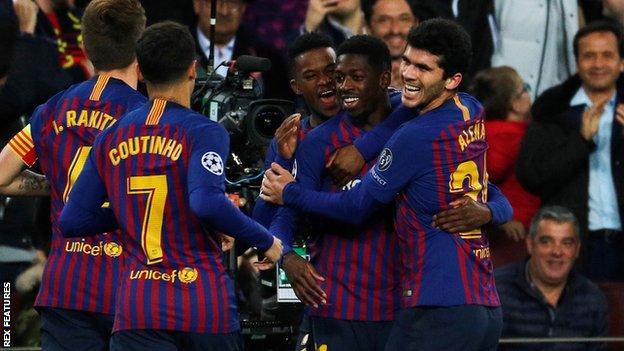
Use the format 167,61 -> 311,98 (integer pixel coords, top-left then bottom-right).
294,112 -> 400,321
8,75 -> 145,314
88,99 -> 237,333
363,92 -> 499,308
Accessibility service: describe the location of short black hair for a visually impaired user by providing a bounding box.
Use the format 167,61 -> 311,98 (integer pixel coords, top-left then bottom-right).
336,34 -> 391,72
136,21 -> 195,85
361,0 -> 417,24
287,32 -> 334,78
407,18 -> 471,78
573,19 -> 624,59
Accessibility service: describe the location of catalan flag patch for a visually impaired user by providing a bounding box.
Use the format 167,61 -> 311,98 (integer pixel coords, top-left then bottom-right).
8,124 -> 37,167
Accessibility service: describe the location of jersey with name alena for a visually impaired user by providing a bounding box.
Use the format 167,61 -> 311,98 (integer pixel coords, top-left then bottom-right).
9,75 -> 145,314
363,92 -> 499,308
83,99 -> 238,333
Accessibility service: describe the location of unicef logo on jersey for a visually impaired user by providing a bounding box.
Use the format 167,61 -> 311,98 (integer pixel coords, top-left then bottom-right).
377,148 -> 393,172
201,152 -> 223,175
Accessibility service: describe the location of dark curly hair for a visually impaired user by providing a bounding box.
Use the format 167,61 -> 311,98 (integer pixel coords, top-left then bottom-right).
407,18 -> 471,78
336,34 -> 391,73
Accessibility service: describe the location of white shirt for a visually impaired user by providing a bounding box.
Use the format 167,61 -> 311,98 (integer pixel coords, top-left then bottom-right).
196,27 -> 235,78
570,87 -> 622,231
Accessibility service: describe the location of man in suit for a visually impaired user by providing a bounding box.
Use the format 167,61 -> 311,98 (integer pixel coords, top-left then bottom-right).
192,0 -> 293,101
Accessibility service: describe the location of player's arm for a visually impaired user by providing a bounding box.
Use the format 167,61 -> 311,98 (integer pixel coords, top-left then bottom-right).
0,124 -> 50,196
328,104 -> 412,186
432,182 -> 513,232
263,126 -> 418,224
187,124 -> 281,265
59,153 -> 118,237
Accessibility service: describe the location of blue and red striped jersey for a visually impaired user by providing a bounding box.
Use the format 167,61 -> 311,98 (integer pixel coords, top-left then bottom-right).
363,93 -> 500,308
8,75 -> 145,314
290,112 -> 401,321
84,99 -> 240,333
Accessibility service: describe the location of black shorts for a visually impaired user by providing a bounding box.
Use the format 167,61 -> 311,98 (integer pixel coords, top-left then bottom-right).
40,307 -> 114,351
384,305 -> 502,351
311,316 -> 394,351
109,328 -> 243,351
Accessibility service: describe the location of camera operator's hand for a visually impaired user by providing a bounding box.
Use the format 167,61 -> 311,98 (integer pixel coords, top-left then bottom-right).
304,0 -> 340,32
254,236 -> 283,270
326,144 -> 365,187
276,113 -> 300,160
282,252 -> 326,308
13,0 -> 38,35
432,196 -> 492,233
260,163 -> 295,205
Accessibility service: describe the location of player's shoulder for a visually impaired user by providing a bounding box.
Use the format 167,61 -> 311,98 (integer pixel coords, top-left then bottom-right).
181,109 -> 229,139
303,112 -> 343,144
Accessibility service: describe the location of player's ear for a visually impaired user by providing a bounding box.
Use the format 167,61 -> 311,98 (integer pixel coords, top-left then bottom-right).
137,65 -> 145,83
380,70 -> 391,90
188,60 -> 197,81
444,73 -> 462,90
290,79 -> 302,95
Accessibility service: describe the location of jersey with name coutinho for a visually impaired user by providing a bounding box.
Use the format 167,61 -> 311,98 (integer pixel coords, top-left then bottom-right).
364,93 -> 500,308
9,75 -> 145,314
81,99 -> 242,333
292,112 -> 401,321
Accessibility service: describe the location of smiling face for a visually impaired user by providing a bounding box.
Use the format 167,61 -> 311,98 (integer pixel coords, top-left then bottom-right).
368,0 -> 416,58
400,45 -> 458,112
527,219 -> 580,287
290,47 -> 339,119
576,30 -> 624,94
334,53 -> 384,120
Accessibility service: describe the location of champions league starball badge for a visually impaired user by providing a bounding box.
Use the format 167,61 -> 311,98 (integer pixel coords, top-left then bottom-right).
201,151 -> 224,175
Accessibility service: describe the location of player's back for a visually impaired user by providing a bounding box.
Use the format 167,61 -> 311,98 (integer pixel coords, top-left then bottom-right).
15,74 -> 146,314
91,99 -> 238,333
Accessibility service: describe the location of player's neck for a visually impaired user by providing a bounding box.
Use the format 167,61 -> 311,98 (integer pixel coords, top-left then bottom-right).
420,90 -> 456,114
97,64 -> 139,90
147,84 -> 192,108
362,96 -> 391,131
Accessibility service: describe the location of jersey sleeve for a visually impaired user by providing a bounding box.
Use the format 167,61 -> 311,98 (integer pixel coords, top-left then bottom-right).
59,150 -> 118,237
353,105 -> 412,162
186,122 -> 274,250
268,134 -> 325,254
8,124 -> 38,167
361,123 -> 422,203
485,182 -> 513,225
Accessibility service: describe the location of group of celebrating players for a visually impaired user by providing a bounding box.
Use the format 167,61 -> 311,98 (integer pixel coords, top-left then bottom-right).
0,0 -> 513,350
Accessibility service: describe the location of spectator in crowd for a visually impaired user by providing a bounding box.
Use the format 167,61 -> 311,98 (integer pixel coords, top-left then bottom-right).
491,0 -> 582,99
192,0 -> 292,100
411,0 -> 495,86
517,20 -> 624,281
294,0 -> 364,47
0,0 -> 71,124
362,0 -> 418,88
33,0 -> 92,82
496,206 -> 608,351
243,0 -> 307,51
469,66 -> 541,266
602,0 -> 624,25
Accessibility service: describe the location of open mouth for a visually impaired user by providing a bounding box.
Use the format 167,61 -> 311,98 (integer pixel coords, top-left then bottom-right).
318,89 -> 337,106
404,83 -> 421,93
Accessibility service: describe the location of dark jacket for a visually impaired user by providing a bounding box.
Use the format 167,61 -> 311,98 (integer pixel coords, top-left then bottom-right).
194,26 -> 294,102
496,260 -> 608,351
516,74 -> 624,234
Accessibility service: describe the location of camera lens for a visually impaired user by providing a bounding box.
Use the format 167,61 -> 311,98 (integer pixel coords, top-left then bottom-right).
252,105 -> 286,139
